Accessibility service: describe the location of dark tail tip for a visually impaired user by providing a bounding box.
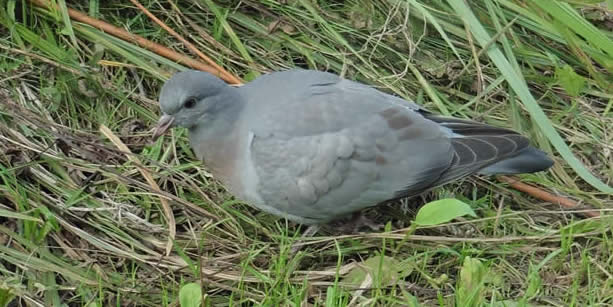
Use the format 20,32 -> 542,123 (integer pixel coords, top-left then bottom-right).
479,147 -> 554,175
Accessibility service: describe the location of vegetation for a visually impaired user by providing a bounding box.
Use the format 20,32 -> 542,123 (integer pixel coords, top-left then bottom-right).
0,0 -> 612,305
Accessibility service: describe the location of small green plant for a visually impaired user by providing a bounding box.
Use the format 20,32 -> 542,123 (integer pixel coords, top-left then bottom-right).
0,287 -> 15,307
456,256 -> 487,307
414,198 -> 477,226
179,283 -> 202,307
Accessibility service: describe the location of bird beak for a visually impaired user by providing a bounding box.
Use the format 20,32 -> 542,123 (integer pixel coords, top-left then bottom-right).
152,114 -> 175,141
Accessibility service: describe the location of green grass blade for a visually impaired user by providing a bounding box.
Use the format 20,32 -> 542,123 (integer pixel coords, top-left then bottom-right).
2,1 -> 611,304
57,0 -> 80,51
407,0 -> 466,66
199,0 -> 257,77
448,0 -> 613,193
531,0 -> 613,57
0,208 -> 42,222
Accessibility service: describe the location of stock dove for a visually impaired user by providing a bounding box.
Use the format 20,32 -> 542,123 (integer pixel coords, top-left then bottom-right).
153,69 -> 553,224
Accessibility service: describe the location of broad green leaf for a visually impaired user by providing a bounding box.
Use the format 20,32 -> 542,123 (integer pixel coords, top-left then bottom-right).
0,287 -> 16,307
456,257 -> 487,307
343,255 -> 402,287
179,283 -> 202,307
404,292 -> 421,307
414,198 -> 476,226
555,65 -> 586,96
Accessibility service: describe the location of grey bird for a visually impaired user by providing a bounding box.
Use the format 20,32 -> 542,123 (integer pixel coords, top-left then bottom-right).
153,69 -> 553,225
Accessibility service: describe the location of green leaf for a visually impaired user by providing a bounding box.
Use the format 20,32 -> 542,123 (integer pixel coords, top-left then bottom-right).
179,283 -> 202,307
403,292 -> 421,307
0,287 -> 16,307
555,65 -> 586,96
456,257 -> 487,307
343,255 -> 402,287
414,198 -> 476,226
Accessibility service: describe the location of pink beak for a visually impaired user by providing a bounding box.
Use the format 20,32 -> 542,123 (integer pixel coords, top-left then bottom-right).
152,114 -> 175,141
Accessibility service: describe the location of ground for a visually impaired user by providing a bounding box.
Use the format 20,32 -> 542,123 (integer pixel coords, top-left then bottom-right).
0,0 -> 612,306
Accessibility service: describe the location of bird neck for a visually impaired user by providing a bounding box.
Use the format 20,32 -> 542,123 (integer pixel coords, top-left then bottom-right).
188,90 -> 245,163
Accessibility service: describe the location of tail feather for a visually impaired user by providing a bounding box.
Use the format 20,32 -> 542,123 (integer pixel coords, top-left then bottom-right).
424,114 -> 554,185
391,114 -> 554,200
479,147 -> 553,175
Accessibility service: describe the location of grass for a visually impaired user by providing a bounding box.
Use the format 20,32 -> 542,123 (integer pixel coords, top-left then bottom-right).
0,0 -> 612,306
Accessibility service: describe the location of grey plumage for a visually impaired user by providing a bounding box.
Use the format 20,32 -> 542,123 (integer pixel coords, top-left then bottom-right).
154,69 -> 554,224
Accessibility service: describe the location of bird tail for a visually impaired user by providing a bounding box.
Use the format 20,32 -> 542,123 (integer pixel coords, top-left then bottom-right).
478,146 -> 553,175
422,114 -> 554,184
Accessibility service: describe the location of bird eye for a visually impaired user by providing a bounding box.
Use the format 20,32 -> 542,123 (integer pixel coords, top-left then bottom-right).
184,97 -> 197,109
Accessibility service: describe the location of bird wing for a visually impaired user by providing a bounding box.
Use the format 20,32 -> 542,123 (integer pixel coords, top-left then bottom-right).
245,70 -> 453,223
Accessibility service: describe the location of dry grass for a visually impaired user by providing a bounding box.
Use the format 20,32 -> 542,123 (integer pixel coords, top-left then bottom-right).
0,0 -> 612,306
